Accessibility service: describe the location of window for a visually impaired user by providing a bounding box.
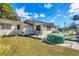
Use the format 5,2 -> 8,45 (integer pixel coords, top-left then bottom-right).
47,26 -> 51,31
36,25 -> 41,31
17,25 -> 20,30
0,23 -> 11,29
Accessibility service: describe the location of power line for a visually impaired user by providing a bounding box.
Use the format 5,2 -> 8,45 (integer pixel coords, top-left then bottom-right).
44,3 -> 72,28
43,4 -> 67,21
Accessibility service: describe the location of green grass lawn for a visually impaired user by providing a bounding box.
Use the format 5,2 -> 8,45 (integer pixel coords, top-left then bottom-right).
0,36 -> 79,56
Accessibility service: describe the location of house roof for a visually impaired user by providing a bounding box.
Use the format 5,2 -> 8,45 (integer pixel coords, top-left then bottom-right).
0,18 -> 21,25
0,18 -> 33,29
0,18 -> 27,25
24,20 -> 55,27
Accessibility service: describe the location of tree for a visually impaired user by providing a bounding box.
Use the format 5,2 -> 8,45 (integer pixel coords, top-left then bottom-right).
73,15 -> 79,25
0,3 -> 19,20
0,4 -> 4,18
73,15 -> 79,21
69,22 -> 77,30
57,27 -> 63,32
49,23 -> 56,28
72,15 -> 79,31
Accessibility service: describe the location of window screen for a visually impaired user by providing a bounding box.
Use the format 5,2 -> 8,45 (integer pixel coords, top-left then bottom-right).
0,22 -> 11,29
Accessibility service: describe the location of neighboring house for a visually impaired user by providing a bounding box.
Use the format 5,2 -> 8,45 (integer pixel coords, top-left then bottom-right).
24,20 -> 55,36
0,18 -> 31,36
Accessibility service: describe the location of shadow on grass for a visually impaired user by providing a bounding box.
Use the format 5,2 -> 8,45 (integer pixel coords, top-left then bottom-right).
0,35 -> 41,40
42,41 -> 57,45
19,35 -> 41,40
0,35 -> 16,38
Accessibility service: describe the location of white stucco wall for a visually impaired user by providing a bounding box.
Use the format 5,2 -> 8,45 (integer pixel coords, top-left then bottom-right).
33,24 -> 42,34
0,26 -> 15,36
0,25 -> 22,36
41,26 -> 53,35
33,23 -> 53,35
0,23 -> 53,36
22,26 -> 33,35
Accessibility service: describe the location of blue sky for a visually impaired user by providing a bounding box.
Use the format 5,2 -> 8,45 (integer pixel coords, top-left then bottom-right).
10,3 -> 79,27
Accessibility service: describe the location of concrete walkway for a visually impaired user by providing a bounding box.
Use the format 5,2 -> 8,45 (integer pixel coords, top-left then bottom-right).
31,35 -> 79,50
31,35 -> 47,39
58,40 -> 79,50
42,37 -> 79,50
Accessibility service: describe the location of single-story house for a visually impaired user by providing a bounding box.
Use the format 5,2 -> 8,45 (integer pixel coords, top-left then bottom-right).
0,18 -> 56,38
24,20 -> 55,36
0,18 -> 32,36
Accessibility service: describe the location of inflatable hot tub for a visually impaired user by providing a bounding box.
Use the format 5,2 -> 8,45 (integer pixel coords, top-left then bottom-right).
47,33 -> 65,44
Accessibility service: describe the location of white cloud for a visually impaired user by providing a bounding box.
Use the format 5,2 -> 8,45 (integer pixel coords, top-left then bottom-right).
33,13 -> 46,18
40,13 -> 45,17
44,3 -> 52,9
64,16 -> 67,18
15,7 -> 46,21
15,7 -> 33,20
49,14 -> 61,23
69,3 -> 79,15
53,16 -> 57,20
16,7 -> 25,17
34,13 -> 39,18
51,14 -> 61,20
25,16 -> 32,19
50,19 -> 55,22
